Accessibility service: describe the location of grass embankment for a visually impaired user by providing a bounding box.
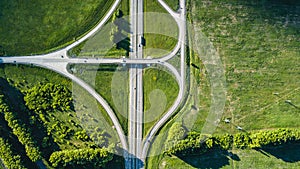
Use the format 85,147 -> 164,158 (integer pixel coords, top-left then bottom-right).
69,64 -> 129,135
147,0 -> 300,168
143,68 -> 179,137
0,64 -> 120,168
68,0 -> 130,58
0,0 -> 114,56
164,0 -> 179,11
144,0 -> 178,58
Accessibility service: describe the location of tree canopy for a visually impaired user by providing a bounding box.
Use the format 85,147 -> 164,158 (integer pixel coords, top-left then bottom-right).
24,83 -> 73,112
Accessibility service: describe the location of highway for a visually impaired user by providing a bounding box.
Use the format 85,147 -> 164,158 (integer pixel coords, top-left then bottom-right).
128,0 -> 144,168
0,0 -> 130,157
136,0 -> 144,168
0,0 -> 187,168
128,0 -> 137,168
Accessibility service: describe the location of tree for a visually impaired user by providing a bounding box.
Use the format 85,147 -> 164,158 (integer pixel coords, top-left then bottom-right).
233,133 -> 251,149
0,94 -> 42,162
24,83 -> 72,112
49,147 -> 114,168
165,122 -> 186,152
0,138 -> 27,169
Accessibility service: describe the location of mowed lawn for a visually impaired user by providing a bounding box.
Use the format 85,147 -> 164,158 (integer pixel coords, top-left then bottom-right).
68,0 -> 130,58
0,0 -> 114,55
143,67 -> 179,137
164,0 -> 179,11
144,0 -> 178,58
70,64 -> 129,135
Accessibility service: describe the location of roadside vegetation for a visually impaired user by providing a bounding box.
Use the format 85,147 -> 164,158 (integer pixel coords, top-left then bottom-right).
147,0 -> 300,168
0,0 -> 115,56
143,67 -> 179,137
68,0 -> 130,58
0,64 -> 122,168
144,0 -> 178,58
69,64 -> 129,135
0,137 -> 27,169
164,0 -> 179,11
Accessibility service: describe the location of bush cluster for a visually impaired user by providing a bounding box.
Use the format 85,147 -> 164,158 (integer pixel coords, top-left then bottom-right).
165,128 -> 300,155
24,83 -> 72,112
0,137 -> 27,169
49,147 -> 114,168
0,95 -> 42,162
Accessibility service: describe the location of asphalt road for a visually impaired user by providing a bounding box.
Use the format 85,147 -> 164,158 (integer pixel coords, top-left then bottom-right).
128,0 -> 144,168
0,0 -> 130,157
141,0 -> 187,162
0,0 -> 187,168
136,0 -> 144,168
128,0 -> 138,167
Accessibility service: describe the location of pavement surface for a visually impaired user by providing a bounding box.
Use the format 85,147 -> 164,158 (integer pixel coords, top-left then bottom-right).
0,0 -> 187,168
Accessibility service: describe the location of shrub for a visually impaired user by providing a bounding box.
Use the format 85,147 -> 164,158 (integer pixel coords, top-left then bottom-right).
165,128 -> 300,156
0,138 -> 27,169
0,95 -> 42,162
24,83 -> 72,112
49,147 -> 114,168
165,122 -> 187,152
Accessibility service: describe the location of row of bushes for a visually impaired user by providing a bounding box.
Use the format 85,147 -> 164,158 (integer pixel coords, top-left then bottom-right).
0,95 -> 42,162
49,147 -> 114,168
235,129 -> 300,149
0,137 -> 27,169
165,128 -> 300,155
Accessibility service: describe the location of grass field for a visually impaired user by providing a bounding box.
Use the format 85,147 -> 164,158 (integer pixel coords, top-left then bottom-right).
145,0 -> 168,13
0,0 -> 114,56
164,0 -> 179,11
70,64 -> 129,135
156,144 -> 300,169
68,0 -> 179,58
147,0 -> 300,168
143,67 -> 179,137
190,0 -> 300,134
144,0 -> 179,58
68,0 -> 130,58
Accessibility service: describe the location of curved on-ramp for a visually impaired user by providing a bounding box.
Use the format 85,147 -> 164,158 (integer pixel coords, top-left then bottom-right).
0,0 -> 129,152
140,0 -> 186,161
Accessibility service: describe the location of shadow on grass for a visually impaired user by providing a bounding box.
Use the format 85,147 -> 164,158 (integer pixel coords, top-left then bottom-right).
257,143 -> 300,162
0,77 -> 60,158
176,149 -> 240,169
112,32 -> 130,56
240,0 -> 300,23
112,10 -> 130,56
106,147 -> 144,169
263,0 -> 300,5
117,37 -> 130,52
114,17 -> 130,33
0,112 -> 39,169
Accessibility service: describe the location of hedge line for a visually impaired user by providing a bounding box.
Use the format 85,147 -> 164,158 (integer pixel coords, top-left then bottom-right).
0,95 -> 42,162
0,137 -> 27,169
49,147 -> 114,168
165,128 -> 300,155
